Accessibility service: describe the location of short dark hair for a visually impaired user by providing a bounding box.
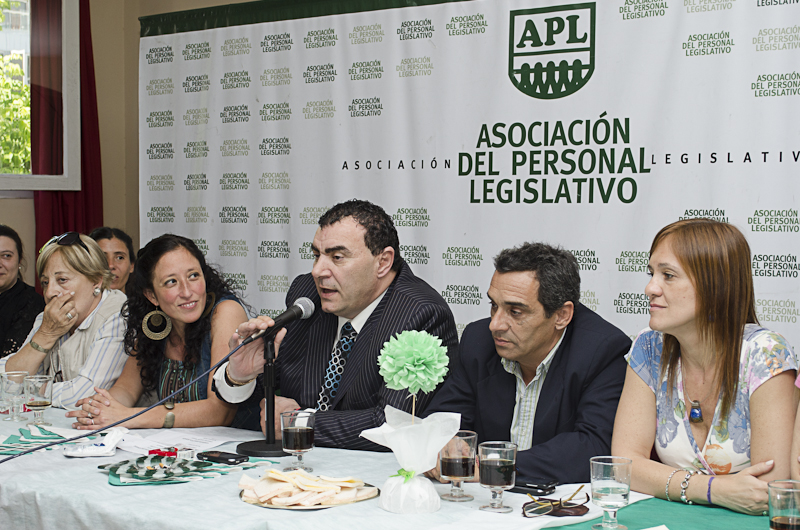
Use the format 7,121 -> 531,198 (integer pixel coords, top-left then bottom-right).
494,242 -> 580,317
318,199 -> 401,271
89,227 -> 137,265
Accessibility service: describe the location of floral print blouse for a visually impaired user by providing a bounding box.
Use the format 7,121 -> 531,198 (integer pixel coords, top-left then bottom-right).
627,325 -> 796,475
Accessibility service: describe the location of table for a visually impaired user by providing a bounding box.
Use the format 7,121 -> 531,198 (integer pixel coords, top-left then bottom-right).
0,409 -> 768,530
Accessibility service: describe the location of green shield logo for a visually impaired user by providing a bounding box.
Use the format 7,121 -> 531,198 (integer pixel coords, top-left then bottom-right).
509,3 -> 595,99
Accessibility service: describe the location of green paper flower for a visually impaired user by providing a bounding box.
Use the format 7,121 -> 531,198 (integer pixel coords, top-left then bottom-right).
378,330 -> 449,395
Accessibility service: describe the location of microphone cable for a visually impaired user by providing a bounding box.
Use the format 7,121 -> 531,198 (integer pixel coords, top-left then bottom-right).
0,335 -> 252,465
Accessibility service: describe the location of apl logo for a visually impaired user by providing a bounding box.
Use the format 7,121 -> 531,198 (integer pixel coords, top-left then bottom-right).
509,3 -> 595,99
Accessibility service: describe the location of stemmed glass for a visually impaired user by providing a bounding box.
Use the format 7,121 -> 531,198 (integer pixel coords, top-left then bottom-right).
1,371 -> 29,422
281,410 -> 315,472
590,456 -> 632,530
440,430 -> 477,502
24,375 -> 53,427
478,441 -> 517,513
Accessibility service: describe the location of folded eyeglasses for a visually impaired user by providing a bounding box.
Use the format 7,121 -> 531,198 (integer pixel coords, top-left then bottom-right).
522,486 -> 590,518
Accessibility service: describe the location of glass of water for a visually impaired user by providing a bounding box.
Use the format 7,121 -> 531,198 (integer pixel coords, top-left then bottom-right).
590,456 -> 632,530
1,371 -> 30,422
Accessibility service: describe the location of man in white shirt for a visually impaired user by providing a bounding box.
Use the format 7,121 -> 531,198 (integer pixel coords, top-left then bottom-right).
213,199 -> 458,449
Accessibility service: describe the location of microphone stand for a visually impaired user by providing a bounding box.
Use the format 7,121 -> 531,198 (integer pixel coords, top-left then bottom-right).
236,336 -> 288,457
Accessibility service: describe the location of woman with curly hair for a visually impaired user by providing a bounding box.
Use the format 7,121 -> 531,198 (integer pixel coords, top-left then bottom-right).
612,219 -> 797,515
67,234 -> 255,429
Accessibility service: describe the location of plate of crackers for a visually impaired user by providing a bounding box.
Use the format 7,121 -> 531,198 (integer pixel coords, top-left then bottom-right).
239,468 -> 379,509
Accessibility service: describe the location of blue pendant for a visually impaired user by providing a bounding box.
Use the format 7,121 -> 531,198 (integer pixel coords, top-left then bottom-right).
689,400 -> 704,423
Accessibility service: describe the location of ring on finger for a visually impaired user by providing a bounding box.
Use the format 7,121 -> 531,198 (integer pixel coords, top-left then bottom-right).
87,412 -> 93,419
89,399 -> 93,407
90,418 -> 94,425
66,312 -> 74,320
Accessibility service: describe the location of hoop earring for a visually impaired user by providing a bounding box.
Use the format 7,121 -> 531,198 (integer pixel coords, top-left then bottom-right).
143,308 -> 172,340
200,292 -> 216,319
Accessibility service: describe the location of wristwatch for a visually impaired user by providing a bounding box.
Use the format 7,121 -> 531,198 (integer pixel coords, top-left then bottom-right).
163,401 -> 175,429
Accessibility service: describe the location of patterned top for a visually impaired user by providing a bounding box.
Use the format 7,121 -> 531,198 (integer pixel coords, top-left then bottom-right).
627,325 -> 796,475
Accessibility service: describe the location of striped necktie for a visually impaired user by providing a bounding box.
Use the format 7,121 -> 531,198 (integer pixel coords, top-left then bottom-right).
317,321 -> 358,411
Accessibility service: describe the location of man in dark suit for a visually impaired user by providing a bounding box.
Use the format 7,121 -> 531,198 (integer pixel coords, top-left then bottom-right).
214,199 -> 458,450
426,242 -> 630,483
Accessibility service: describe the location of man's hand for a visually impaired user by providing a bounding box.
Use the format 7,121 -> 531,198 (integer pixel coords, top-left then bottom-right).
260,395 -> 301,437
228,317 -> 287,382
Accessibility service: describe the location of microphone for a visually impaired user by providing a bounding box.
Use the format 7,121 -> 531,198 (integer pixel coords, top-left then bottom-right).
241,297 -> 315,345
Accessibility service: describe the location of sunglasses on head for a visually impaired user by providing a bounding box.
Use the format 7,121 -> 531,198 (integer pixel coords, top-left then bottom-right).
40,232 -> 91,255
522,491 -> 590,518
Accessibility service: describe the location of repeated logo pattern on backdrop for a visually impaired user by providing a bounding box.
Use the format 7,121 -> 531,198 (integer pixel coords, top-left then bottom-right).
140,0 -> 800,343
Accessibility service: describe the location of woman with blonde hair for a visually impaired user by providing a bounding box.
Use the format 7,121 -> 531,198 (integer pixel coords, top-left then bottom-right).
0,232 -> 127,408
612,218 -> 797,515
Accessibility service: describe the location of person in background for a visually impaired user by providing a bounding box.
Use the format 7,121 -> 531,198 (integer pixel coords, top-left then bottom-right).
90,227 -> 136,294
67,234 -> 255,430
612,218 -> 797,515
0,232 -> 127,408
0,225 -> 45,358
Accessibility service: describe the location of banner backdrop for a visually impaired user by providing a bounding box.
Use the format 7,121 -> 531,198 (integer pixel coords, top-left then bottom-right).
139,0 -> 800,343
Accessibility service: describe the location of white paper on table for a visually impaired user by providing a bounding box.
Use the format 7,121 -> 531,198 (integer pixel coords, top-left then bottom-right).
116,433 -> 164,455
143,429 -> 234,451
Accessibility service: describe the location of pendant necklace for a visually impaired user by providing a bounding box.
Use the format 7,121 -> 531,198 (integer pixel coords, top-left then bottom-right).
681,367 -> 716,424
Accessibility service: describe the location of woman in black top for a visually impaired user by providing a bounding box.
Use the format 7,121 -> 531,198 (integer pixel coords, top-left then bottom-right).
0,225 -> 45,358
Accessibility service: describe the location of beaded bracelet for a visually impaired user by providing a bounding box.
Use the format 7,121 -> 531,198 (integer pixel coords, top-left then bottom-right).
680,470 -> 699,504
665,469 -> 681,502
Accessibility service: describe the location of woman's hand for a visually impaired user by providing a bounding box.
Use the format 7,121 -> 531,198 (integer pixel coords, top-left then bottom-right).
227,317 -> 287,382
708,460 -> 774,515
39,291 -> 78,341
66,387 -> 129,430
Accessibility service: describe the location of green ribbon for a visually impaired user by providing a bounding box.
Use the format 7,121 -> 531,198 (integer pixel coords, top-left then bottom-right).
390,468 -> 416,483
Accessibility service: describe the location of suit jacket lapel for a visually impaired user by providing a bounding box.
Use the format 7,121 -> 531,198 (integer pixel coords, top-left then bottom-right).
306,311 -> 338,406
328,276 -> 393,409
532,324 -> 572,444
478,370 -> 516,441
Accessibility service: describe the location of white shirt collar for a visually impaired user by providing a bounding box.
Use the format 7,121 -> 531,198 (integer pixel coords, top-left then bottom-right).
337,287 -> 388,336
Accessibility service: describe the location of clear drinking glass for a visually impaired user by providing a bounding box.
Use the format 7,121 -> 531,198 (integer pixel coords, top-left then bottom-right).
0,374 -> 8,414
24,375 -> 53,426
478,441 -> 516,513
440,430 -> 477,502
1,371 -> 29,422
769,480 -> 800,530
281,410 -> 315,472
590,456 -> 632,530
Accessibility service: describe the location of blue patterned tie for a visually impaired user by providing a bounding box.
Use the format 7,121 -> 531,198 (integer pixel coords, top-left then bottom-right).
317,322 -> 358,411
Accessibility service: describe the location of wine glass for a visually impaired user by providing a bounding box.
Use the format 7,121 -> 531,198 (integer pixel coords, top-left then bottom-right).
1,371 -> 29,422
478,441 -> 516,513
281,410 -> 315,472
440,430 -> 477,502
590,456 -> 632,530
24,375 -> 53,427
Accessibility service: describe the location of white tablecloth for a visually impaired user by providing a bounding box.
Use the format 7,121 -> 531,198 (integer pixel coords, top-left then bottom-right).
0,409 -> 649,530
